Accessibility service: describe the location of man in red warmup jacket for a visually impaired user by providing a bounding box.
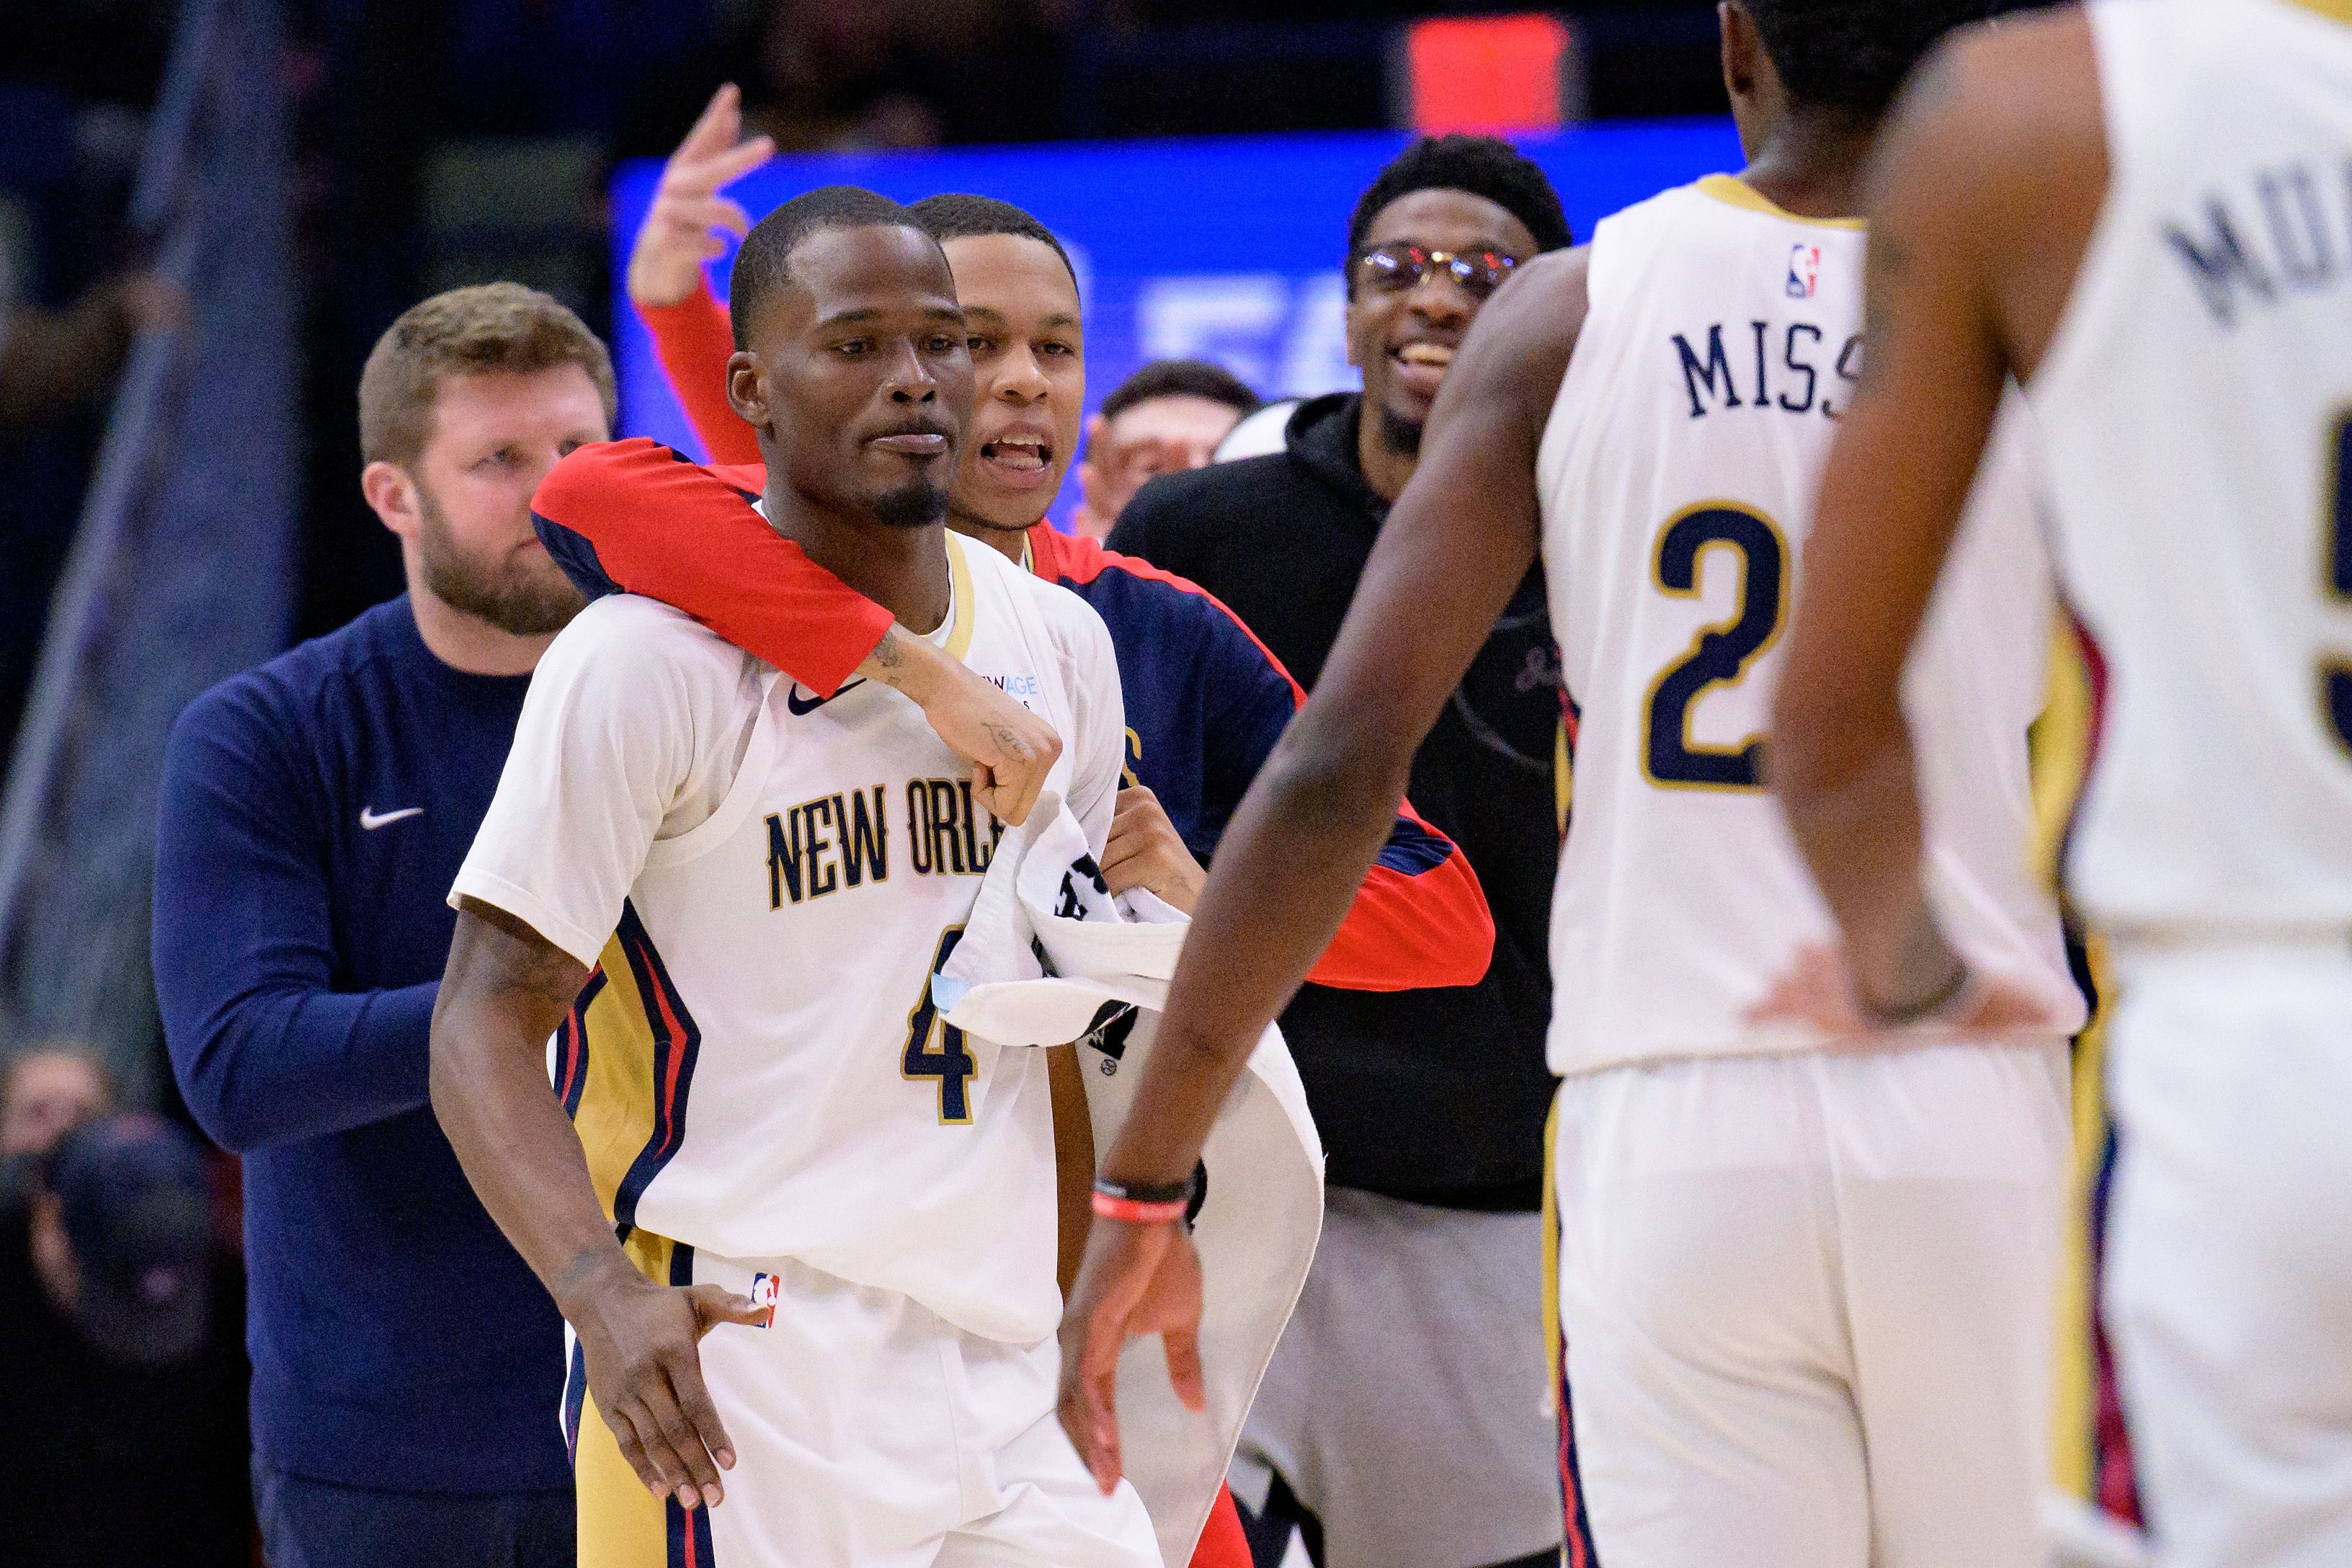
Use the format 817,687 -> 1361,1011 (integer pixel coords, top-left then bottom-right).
533,92 -> 1499,1568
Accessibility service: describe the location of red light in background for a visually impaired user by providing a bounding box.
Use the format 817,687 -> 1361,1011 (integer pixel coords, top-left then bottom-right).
1404,14 -> 1574,134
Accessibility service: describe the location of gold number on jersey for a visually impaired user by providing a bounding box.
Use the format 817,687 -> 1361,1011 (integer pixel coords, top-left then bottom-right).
2323,406 -> 2352,757
901,925 -> 976,1123
1642,502 -> 1791,791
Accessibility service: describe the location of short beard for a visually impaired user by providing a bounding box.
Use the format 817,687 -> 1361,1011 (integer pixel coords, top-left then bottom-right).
1375,405 -> 1424,459
414,486 -> 584,637
873,478 -> 950,531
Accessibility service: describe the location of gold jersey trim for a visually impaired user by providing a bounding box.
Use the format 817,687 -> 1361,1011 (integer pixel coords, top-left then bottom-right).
1694,173 -> 1868,232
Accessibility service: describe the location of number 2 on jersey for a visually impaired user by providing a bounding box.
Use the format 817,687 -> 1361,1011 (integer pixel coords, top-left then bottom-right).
2325,409 -> 2352,756
903,925 -> 976,1123
1642,503 -> 1791,790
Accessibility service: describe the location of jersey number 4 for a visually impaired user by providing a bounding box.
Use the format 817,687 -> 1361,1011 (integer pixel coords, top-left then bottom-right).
2325,409 -> 2352,757
1642,503 -> 1791,791
903,925 -> 976,1123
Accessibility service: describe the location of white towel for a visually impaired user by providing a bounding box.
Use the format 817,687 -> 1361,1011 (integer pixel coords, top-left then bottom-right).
935,795 -> 1324,1567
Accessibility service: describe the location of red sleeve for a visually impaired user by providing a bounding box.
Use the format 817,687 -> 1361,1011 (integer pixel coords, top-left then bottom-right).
633,278 -> 762,466
1062,535 -> 1496,993
531,437 -> 889,696
1185,1485 -> 1252,1568
1306,798 -> 1495,992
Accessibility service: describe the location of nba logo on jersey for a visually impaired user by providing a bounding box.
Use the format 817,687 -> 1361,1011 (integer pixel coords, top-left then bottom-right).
748,1271 -> 779,1328
1786,244 -> 1822,299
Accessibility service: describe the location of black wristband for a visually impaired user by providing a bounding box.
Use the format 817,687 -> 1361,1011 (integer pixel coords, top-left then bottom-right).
1094,1173 -> 1196,1207
1857,956 -> 1971,1027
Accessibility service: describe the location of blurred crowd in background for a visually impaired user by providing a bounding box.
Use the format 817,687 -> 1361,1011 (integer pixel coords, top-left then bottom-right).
0,0 -> 1724,762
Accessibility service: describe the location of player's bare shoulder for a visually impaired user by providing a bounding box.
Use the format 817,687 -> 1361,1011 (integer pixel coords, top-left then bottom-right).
1442,245 -> 1592,414
1876,8 -> 2105,373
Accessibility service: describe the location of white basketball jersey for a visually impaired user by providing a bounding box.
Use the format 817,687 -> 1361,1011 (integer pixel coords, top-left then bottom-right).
1534,177 -> 2080,1077
453,531 -> 1125,1345
2028,0 -> 2352,932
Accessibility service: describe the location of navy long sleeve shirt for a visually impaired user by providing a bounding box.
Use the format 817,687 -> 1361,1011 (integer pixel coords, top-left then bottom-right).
153,596 -> 569,1496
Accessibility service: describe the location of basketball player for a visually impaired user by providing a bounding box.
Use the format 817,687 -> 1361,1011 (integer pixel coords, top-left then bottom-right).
1770,5 -> 2352,1564
1053,4 -> 2087,1565
428,187 -> 1157,1567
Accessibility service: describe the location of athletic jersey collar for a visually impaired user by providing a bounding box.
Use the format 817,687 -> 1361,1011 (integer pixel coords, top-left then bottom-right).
1694,173 -> 1867,231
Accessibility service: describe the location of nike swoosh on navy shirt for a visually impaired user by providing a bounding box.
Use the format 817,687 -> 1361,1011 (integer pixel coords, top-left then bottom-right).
785,678 -> 865,716
359,806 -> 423,830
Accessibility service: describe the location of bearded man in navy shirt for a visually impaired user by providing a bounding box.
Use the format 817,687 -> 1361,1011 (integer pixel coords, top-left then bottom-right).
153,284 -> 615,1567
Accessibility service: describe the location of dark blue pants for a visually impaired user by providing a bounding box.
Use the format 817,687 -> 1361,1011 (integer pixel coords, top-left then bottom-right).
253,1462 -> 574,1568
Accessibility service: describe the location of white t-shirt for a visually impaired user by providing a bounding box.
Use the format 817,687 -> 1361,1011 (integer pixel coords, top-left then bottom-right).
452,530 -> 1125,1343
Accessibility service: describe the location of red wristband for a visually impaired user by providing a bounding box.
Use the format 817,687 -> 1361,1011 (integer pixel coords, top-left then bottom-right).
1090,1189 -> 1188,1225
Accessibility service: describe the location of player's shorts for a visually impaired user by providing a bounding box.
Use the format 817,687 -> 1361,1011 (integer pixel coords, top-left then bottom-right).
1553,1037 -> 2070,1568
1230,1188 -> 1566,1568
568,1243 -> 1160,1568
2101,936 -> 2352,1568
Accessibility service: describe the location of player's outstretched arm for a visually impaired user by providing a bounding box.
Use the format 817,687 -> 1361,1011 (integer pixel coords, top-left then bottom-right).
533,440 -> 1062,823
1770,17 -> 2098,1025
628,84 -> 771,465
429,899 -> 767,1513
1057,249 -> 1587,1492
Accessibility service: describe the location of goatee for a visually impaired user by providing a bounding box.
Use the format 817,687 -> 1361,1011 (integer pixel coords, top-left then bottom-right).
873,478 -> 950,531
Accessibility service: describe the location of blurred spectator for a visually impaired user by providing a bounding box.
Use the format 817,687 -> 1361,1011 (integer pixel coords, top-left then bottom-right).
0,252 -> 184,435
0,1113 -> 252,1567
1071,357 -> 1259,540
619,0 -> 950,156
1109,135 -> 1574,1568
154,284 -> 610,1568
1,1039 -> 115,1159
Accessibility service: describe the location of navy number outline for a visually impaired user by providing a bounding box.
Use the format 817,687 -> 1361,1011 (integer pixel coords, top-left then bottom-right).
1642,502 -> 1792,791
902,925 -> 976,1123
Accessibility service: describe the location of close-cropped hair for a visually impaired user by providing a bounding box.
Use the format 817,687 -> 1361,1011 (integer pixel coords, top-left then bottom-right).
728,184 -> 925,350
1099,358 -> 1260,423
1741,0 -> 2006,115
909,192 -> 1078,290
1345,134 -> 1574,290
357,282 -> 614,468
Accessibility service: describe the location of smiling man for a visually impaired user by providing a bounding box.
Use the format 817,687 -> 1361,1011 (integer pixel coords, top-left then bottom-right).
1105,135 -> 1576,1568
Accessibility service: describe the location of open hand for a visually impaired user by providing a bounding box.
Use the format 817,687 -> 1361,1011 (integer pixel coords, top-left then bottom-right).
1057,1216 -> 1206,1494
1745,943 -> 2062,1041
564,1255 -> 768,1510
625,84 -> 776,309
1101,785 -> 1207,911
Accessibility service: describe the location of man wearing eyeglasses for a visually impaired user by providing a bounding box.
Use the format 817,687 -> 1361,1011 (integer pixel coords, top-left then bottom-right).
1106,135 -> 1577,1568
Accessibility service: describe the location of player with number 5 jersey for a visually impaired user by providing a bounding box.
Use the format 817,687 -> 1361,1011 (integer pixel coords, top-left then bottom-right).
1771,3 -> 2352,1563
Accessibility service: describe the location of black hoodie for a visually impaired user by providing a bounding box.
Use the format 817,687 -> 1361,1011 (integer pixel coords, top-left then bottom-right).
1110,392 -> 1561,1208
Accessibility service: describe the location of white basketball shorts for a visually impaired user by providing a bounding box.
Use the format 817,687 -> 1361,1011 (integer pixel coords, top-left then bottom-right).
1553,1038 -> 2070,1568
569,1243 -> 1160,1568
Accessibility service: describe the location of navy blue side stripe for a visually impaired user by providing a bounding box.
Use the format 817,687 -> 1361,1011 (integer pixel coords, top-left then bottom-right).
1372,814 -> 1453,876
610,900 -> 703,1242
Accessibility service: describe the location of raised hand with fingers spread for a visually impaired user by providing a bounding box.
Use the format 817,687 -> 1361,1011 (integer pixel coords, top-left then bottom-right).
626,84 -> 776,311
